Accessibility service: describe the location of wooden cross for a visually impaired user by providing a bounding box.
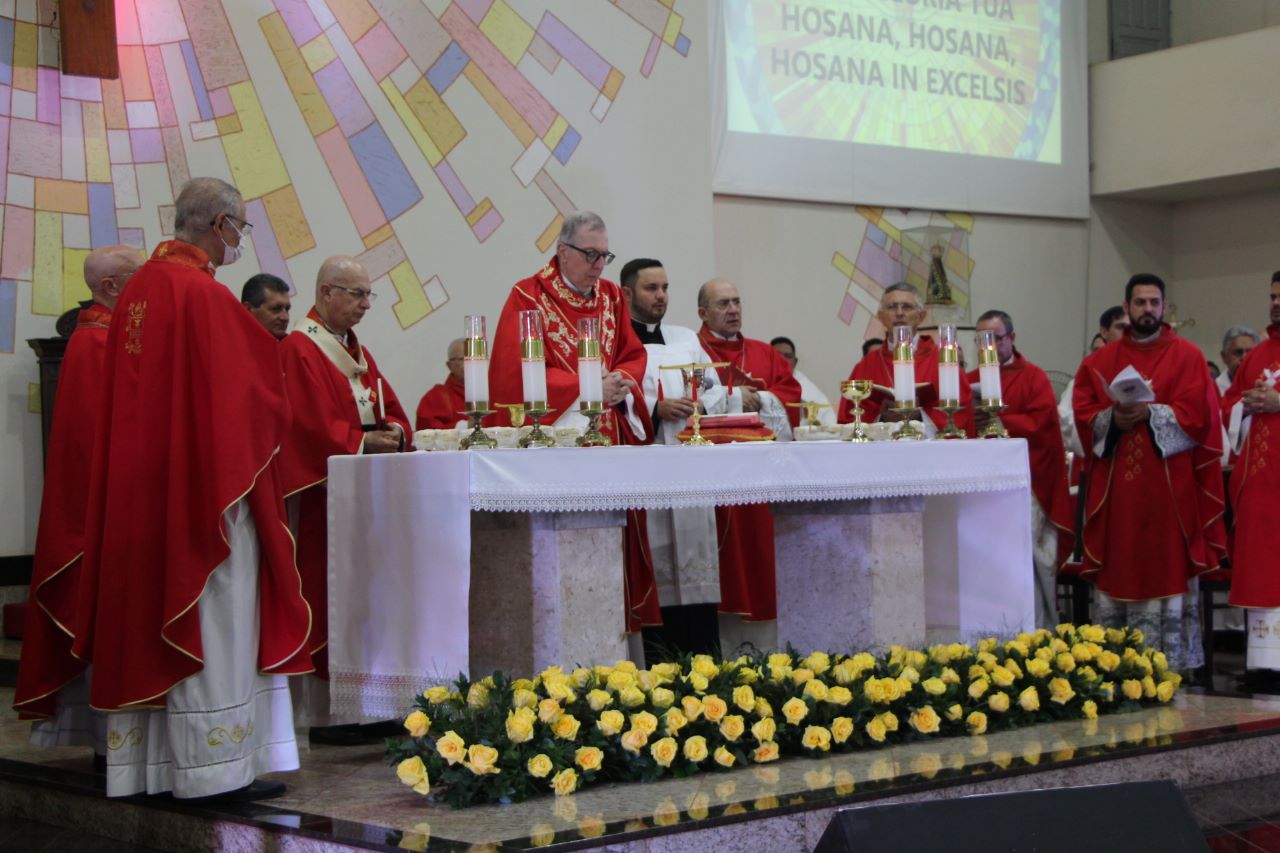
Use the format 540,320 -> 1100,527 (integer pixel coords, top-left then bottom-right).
60,0 -> 120,79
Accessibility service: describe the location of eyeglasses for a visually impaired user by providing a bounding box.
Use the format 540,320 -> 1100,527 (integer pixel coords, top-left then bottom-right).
562,243 -> 615,265
329,284 -> 377,302
215,214 -> 254,237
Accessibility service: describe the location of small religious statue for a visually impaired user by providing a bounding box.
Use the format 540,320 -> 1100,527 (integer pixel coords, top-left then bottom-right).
927,243 -> 954,306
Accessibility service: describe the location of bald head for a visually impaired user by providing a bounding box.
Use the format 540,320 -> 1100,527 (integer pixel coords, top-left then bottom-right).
314,255 -> 373,335
697,277 -> 743,337
84,244 -> 144,311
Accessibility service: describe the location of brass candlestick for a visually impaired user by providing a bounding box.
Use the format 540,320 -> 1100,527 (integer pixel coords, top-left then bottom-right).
977,400 -> 1009,439
520,404 -> 556,448
682,409 -> 713,445
840,379 -> 873,442
891,401 -> 925,441
576,402 -> 611,447
459,405 -> 497,449
938,400 -> 965,440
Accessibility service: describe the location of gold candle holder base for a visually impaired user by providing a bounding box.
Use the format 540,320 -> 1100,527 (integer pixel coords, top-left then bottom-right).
520,405 -> 556,448
938,400 -> 966,440
576,404 -> 611,447
682,410 -> 714,445
891,402 -> 925,441
459,407 -> 497,450
977,400 -> 1009,439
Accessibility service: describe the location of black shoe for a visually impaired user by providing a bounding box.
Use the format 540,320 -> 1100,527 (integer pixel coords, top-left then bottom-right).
308,723 -> 368,746
185,779 -> 286,805
359,720 -> 404,740
92,753 -> 106,774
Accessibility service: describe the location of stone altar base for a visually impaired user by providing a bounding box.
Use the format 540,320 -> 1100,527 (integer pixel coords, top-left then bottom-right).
469,510 -> 628,677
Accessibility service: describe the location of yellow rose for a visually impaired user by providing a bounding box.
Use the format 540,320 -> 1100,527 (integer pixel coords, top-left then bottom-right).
702,695 -> 729,723
650,687 -> 675,709
738,666 -> 760,685
831,716 -> 854,743
731,685 -> 755,713
631,711 -> 659,736
651,662 -> 680,681
966,710 -> 988,734
922,677 -> 947,696
1034,646 -> 1054,662
464,743 -> 501,776
1048,678 -> 1075,705
1026,658 -> 1051,678
1141,676 -> 1157,699
663,708 -> 688,737
466,682 -> 489,708
1156,680 -> 1175,702
538,698 -> 563,724
607,670 -> 635,692
880,711 -> 899,732
571,667 -> 592,687
909,706 -> 941,735
714,745 -> 736,768
1105,627 -> 1125,645
1019,686 -> 1040,712
825,685 -> 853,706
683,735 -> 709,763
552,714 -> 581,741
1100,681 -> 1116,702
621,727 -> 649,754
552,767 -> 579,796
991,666 -> 1015,688
586,689 -> 613,712
396,756 -> 431,795
755,697 -> 774,718
1122,679 -> 1143,701
506,707 -> 537,743
692,655 -> 719,679
968,678 -> 989,700
946,703 -> 964,722
680,695 -> 704,721
801,651 -> 830,674
686,672 -> 710,693
1152,651 -> 1169,673
791,667 -> 815,686
436,730 -> 466,765
618,685 -> 646,708
544,679 -> 575,704
989,692 -> 1010,713
512,688 -> 538,710
1097,650 -> 1121,672
720,714 -> 746,742
752,741 -> 780,763
803,680 -> 829,702
1080,624 -> 1105,643
751,717 -> 777,742
1055,653 -> 1076,673
574,746 -> 604,772
767,652 -> 792,668
527,753 -> 553,778
614,660 -> 638,673
1082,699 -> 1098,719
423,685 -> 451,704
899,666 -> 920,685
650,736 -> 679,767
802,725 -> 832,752
597,709 -> 625,736
781,697 -> 809,726
403,710 -> 431,738
865,716 -> 888,743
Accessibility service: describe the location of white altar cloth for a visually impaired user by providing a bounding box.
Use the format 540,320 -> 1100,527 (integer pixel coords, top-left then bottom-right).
327,441 -> 1033,719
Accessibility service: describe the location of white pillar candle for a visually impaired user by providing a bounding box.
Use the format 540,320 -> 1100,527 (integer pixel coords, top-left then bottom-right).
979,361 -> 1002,402
521,358 -> 547,406
893,359 -> 915,403
579,358 -> 603,405
464,356 -> 488,405
938,362 -> 960,403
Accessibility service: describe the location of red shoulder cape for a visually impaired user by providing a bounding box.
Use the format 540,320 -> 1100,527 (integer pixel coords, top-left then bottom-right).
15,304 -> 112,718
69,241 -> 312,711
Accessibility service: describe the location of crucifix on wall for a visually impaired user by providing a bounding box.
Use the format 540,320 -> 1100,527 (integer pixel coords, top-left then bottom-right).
59,0 -> 120,79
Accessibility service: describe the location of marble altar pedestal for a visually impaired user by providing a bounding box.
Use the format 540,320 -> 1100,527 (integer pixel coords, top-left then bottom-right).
468,510 -> 628,677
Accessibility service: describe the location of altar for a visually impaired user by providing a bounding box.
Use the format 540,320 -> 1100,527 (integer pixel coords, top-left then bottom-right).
326,441 -> 1033,720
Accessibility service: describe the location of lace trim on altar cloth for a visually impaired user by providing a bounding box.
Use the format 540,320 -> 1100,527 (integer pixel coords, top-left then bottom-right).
329,668 -> 454,721
1148,403 -> 1197,458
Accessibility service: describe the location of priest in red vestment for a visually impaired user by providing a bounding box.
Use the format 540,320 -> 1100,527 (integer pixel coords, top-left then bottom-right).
1073,274 -> 1226,671
15,245 -> 143,723
278,256 -> 410,690
968,309 -> 1075,627
489,212 -> 656,634
696,278 -> 802,636
838,283 -> 973,434
415,337 -> 466,429
1222,276 -> 1280,643
68,178 -> 312,799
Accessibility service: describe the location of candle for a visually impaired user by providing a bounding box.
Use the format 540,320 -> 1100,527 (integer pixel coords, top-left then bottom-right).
577,317 -> 603,407
937,323 -> 960,404
518,310 -> 547,407
463,314 -> 488,407
690,367 -> 700,404
377,377 -> 387,424
977,329 -> 1002,403
892,325 -> 915,403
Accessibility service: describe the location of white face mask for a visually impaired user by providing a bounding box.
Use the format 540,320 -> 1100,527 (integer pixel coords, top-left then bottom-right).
219,216 -> 245,266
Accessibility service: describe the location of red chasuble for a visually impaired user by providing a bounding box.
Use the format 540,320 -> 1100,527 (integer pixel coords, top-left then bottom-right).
1222,326 -> 1280,607
838,336 -> 973,433
966,352 -> 1074,558
15,304 -> 112,718
1073,326 -> 1226,600
490,257 -> 657,630
415,374 -> 465,430
69,241 -> 312,711
696,326 -> 803,622
278,307 -> 410,678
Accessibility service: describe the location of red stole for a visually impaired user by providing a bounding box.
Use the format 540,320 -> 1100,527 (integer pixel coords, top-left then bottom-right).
1223,326 -> 1280,606
696,325 -> 803,428
967,352 -> 1074,556
278,307 -> 410,676
415,374 -> 466,430
1073,326 -> 1226,599
839,336 -> 973,433
68,241 -> 312,711
15,303 -> 112,718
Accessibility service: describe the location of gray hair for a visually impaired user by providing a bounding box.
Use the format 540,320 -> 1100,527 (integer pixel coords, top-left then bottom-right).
558,211 -> 606,246
1222,325 -> 1261,353
173,177 -> 242,240
977,309 -> 1014,335
881,282 -> 921,304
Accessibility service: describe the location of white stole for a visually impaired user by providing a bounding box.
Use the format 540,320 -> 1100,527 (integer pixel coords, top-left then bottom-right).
295,320 -> 377,427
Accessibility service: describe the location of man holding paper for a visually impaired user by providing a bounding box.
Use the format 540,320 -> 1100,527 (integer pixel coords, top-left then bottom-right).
968,309 -> 1074,627
278,256 -> 410,733
1073,274 -> 1226,671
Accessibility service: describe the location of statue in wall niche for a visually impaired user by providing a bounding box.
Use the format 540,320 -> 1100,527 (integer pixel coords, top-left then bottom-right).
927,243 -> 954,306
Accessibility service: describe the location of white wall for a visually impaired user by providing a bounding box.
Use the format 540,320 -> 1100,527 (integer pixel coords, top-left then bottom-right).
1171,0 -> 1280,46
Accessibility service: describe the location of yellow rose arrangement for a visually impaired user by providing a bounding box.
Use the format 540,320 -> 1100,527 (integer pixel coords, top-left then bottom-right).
388,624 -> 1180,808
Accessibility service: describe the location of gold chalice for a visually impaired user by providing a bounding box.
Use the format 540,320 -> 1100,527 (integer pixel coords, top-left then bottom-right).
840,379 -> 873,442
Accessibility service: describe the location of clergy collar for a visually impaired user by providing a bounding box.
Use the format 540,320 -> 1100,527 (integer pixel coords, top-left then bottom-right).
562,271 -> 594,299
1131,327 -> 1162,344
643,321 -> 660,333
309,307 -> 353,346
708,328 -> 741,341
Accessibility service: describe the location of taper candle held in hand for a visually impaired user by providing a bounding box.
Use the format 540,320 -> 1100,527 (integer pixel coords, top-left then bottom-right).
463,314 -> 489,407
977,328 -> 1003,404
892,324 -> 915,403
937,323 -> 960,405
577,317 -> 603,407
518,309 -> 548,408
